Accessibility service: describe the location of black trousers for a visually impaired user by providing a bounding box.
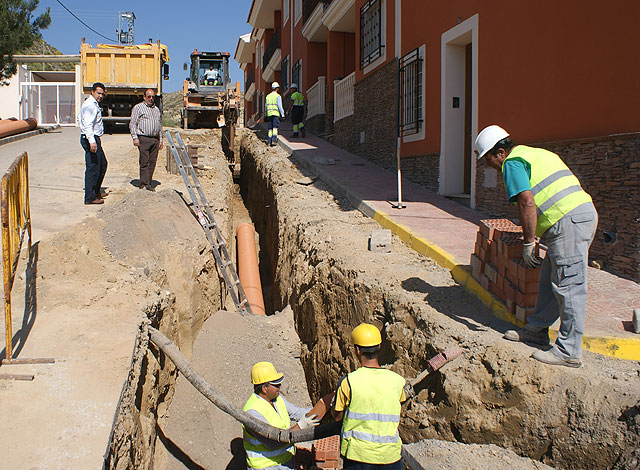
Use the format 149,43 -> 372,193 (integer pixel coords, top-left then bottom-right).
138,135 -> 160,188
81,134 -> 108,203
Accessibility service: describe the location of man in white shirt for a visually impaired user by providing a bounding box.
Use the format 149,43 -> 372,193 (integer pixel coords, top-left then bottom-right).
203,64 -> 220,86
78,82 -> 108,205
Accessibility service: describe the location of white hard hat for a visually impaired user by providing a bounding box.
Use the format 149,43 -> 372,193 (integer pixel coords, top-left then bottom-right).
291,83 -> 298,89
272,81 -> 280,89
475,125 -> 509,160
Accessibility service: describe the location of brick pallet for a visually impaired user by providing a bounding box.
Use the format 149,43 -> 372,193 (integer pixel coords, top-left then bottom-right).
470,219 -> 545,322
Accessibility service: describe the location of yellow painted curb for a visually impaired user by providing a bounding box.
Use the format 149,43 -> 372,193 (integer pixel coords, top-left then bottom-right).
371,209 -> 640,361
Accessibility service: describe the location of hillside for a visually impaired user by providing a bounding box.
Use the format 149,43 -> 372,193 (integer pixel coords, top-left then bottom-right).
162,90 -> 182,127
18,38 -> 76,72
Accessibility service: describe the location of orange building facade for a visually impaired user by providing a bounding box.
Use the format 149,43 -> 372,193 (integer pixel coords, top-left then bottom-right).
236,0 -> 640,281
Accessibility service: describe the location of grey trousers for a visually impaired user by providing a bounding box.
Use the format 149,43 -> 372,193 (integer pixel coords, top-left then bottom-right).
525,202 -> 598,360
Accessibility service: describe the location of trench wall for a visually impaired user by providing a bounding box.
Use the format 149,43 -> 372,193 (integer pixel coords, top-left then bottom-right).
239,131 -> 640,470
102,158 -> 234,469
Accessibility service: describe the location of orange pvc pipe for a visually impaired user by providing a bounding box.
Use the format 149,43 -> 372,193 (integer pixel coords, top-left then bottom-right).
0,118 -> 38,139
236,223 -> 266,315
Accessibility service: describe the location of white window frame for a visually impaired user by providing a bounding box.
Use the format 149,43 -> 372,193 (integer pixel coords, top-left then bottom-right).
295,0 -> 302,25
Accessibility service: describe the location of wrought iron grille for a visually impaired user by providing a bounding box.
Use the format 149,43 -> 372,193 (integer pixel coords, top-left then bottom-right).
360,0 -> 383,69
263,28 -> 281,71
398,47 -> 423,136
281,56 -> 289,90
292,59 -> 302,90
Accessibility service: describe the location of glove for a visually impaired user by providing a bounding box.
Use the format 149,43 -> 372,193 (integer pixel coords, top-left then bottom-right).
523,242 -> 542,268
297,413 -> 320,430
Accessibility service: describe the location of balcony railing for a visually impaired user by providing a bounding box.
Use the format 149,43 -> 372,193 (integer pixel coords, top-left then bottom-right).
333,72 -> 354,122
303,0 -> 331,24
245,67 -> 255,91
263,28 -> 281,71
307,76 -> 326,119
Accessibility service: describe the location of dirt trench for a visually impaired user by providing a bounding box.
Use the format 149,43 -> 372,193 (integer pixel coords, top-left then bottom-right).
235,131 -> 640,470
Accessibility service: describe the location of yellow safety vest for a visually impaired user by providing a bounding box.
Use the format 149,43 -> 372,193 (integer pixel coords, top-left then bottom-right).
291,91 -> 304,106
266,91 -> 280,117
340,367 -> 405,464
242,394 -> 294,469
503,145 -> 593,237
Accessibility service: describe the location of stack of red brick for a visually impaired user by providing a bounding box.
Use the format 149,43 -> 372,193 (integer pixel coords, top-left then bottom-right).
470,219 -> 545,322
312,435 -> 340,469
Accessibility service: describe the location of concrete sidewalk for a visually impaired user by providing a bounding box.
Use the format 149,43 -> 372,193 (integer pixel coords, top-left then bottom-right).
271,121 -> 640,361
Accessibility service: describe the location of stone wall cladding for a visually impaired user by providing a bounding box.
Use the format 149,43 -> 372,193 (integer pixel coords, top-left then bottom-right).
306,114 -> 325,137
239,130 -> 640,470
353,59 -> 399,172
401,153 -> 440,193
332,114 -> 357,154
475,134 -> 640,281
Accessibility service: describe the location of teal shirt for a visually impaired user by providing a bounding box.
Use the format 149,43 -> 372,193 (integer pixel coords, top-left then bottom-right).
502,158 -> 531,203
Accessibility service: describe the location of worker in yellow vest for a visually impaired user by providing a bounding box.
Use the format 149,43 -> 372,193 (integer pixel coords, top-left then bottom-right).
475,125 -> 598,368
242,361 -> 320,469
265,82 -> 285,146
288,83 -> 306,138
332,323 -> 405,469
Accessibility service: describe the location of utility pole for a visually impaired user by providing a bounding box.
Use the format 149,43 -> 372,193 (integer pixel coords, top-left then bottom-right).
117,12 -> 136,45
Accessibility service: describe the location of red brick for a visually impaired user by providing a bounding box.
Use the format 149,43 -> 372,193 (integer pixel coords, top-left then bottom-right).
517,263 -> 541,284
504,281 -> 516,303
316,460 -> 339,469
507,260 -> 519,283
480,275 -> 492,291
506,297 -> 517,314
497,257 -> 507,278
484,263 -> 498,283
518,278 -> 539,294
489,242 -> 498,262
516,305 -> 535,323
516,290 -> 538,307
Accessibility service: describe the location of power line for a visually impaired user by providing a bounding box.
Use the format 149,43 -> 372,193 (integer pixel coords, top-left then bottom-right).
54,0 -> 117,43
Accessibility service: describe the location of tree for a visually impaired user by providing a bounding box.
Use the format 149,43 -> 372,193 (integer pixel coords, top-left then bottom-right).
0,0 -> 51,83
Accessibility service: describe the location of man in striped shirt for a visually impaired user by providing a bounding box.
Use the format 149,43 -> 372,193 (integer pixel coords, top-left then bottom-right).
130,89 -> 163,191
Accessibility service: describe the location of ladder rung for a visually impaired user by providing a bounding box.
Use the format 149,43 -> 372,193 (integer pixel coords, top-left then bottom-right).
222,260 -> 233,268
214,242 -> 226,249
230,279 -> 240,286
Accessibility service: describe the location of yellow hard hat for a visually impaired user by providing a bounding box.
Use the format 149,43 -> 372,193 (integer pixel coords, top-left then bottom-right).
251,361 -> 284,385
351,323 -> 382,347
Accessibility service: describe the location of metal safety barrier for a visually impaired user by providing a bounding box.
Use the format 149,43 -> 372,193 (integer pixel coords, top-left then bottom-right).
1,152 -> 54,380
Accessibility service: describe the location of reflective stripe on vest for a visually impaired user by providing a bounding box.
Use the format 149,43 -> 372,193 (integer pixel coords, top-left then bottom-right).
291,91 -> 304,106
503,145 -> 592,237
266,91 -> 280,117
340,367 -> 404,464
242,394 -> 294,469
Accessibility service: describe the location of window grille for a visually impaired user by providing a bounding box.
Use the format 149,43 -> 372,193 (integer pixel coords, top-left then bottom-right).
295,0 -> 302,24
398,47 -> 423,136
292,59 -> 302,90
284,0 -> 290,23
281,56 -> 289,91
360,0 -> 383,69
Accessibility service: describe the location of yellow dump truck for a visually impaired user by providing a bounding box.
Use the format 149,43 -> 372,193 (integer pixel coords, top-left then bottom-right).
80,39 -> 169,130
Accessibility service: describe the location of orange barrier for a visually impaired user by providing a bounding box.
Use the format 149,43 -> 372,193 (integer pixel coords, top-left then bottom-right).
2,152 -> 31,361
0,118 -> 38,139
236,223 -> 266,315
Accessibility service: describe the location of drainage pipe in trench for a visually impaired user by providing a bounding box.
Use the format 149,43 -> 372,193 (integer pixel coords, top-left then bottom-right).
148,326 -> 340,442
236,223 -> 266,315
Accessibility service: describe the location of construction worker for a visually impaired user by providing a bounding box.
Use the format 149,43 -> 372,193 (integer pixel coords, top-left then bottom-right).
332,323 -> 406,469
475,125 -> 598,368
288,83 -> 306,138
204,63 -> 220,86
243,361 -> 320,469
265,82 -> 285,146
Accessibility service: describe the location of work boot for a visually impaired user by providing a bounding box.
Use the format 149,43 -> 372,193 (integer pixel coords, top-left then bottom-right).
292,133 -> 298,138
503,327 -> 549,346
301,127 -> 306,137
531,349 -> 581,368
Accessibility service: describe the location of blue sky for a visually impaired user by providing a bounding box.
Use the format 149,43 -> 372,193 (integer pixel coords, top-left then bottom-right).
35,0 -> 253,93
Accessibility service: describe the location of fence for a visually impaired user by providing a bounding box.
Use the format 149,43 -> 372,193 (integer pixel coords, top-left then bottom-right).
333,72 -> 355,122
307,76 -> 326,119
2,152 -> 31,363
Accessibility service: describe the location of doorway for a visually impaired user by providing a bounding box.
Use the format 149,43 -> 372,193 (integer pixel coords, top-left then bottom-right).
439,14 -> 478,207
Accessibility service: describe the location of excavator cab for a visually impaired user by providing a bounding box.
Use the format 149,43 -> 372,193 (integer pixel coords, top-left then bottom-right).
190,52 -> 230,92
